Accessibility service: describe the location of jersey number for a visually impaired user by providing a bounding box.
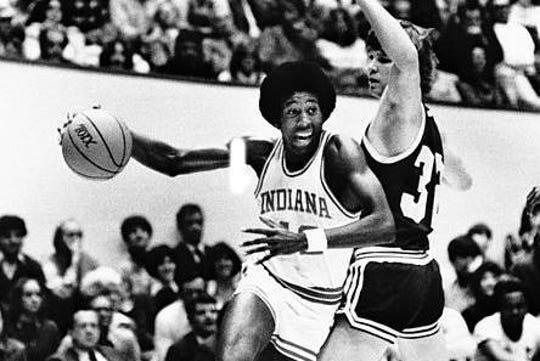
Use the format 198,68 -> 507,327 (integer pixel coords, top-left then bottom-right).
400,146 -> 443,223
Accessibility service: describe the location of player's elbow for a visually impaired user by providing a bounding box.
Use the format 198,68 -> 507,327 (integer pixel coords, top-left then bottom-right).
374,212 -> 396,244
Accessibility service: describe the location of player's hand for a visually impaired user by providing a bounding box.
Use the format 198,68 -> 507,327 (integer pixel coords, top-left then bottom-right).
241,228 -> 308,264
57,112 -> 76,145
526,187 -> 540,217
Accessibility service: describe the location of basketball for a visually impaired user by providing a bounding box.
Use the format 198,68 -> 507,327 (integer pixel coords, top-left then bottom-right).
61,106 -> 132,180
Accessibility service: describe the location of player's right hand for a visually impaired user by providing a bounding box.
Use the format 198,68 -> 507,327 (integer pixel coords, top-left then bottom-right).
526,187 -> 540,217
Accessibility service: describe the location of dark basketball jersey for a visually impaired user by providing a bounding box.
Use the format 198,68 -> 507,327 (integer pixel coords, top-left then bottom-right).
361,106 -> 444,250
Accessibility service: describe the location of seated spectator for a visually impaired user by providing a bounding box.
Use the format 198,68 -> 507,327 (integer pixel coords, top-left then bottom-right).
468,223 -> 494,257
445,234 -> 482,312
0,8 -> 26,59
462,261 -> 504,332
43,219 -> 98,334
47,310 -> 124,361
257,0 -> 328,73
38,24 -> 71,63
158,29 -> 213,78
109,0 -> 156,41
99,37 -> 150,73
6,278 -> 60,361
141,1 -> 181,71
489,0 -> 540,110
154,276 -> 205,361
474,279 -> 540,361
164,293 -> 218,361
172,204 -> 212,284
511,228 -> 540,316
504,233 -> 532,270
24,0 -> 68,60
202,37 -> 232,81
227,0 -> 262,38
435,0 -> 503,82
456,43 -> 506,107
205,242 -> 241,310
117,215 -> 153,297
0,304 -> 26,361
185,0 -> 235,38
229,40 -> 265,85
62,0 -> 108,33
440,307 -> 477,361
0,215 -> 46,309
247,0 -> 280,30
147,245 -> 179,316
508,0 -> 540,47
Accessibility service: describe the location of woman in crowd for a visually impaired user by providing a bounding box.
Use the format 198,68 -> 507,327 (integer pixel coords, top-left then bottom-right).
461,261 -> 504,332
206,242 -> 241,310
229,41 -> 265,85
6,278 -> 60,361
147,245 -> 180,317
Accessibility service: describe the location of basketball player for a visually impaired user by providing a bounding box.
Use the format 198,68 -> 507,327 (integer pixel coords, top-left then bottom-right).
128,61 -> 396,361
317,1 -> 449,360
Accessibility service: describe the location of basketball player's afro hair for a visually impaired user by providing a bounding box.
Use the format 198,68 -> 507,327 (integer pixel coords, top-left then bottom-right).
259,61 -> 336,128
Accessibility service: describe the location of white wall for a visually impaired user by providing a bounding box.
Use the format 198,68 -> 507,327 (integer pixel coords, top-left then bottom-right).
1,61 -> 539,283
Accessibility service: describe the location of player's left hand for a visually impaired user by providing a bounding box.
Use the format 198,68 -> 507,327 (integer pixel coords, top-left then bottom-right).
526,186 -> 540,216
241,228 -> 308,264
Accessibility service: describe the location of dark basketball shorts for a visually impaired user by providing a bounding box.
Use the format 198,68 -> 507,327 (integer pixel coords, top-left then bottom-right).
338,247 -> 445,343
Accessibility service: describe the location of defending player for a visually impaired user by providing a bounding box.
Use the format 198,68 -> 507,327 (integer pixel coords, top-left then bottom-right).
317,1 -> 450,360
128,61 -> 396,361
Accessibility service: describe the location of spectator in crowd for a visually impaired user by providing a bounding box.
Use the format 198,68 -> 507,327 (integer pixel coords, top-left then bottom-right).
246,0 -> 280,30
185,0 -> 235,38
88,294 -> 115,348
202,37 -> 232,81
512,231 -> 540,316
227,0 -> 261,38
504,233 -> 532,270
435,0 -> 503,82
158,29 -> 213,77
508,0 -> 540,47
172,204 -> 212,284
257,0 -> 328,72
445,234 -> 482,312
229,40 -> 264,84
6,278 -> 60,361
474,279 -> 540,361
47,310 -> 123,361
462,261 -> 504,332
24,0 -> 68,60
43,219 -> 98,334
164,293 -> 218,361
0,304 -> 26,361
467,222 -> 494,264
315,7 -> 368,94
38,23 -> 71,62
489,0 -> 540,110
456,42 -> 505,107
109,0 -> 156,41
140,0 -> 181,70
147,245 -> 179,317
0,7 -> 26,59
62,0 -> 109,33
99,37 -> 150,73
440,307 -> 477,361
0,215 -> 46,309
118,215 -> 153,297
154,276 -> 205,361
205,242 -> 241,310
114,275 -> 154,360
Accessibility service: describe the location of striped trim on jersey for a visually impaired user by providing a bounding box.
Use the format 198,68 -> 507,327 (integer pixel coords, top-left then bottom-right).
254,138 -> 281,197
262,264 -> 343,305
281,131 -> 329,177
362,103 -> 427,164
271,334 -> 318,361
400,321 -> 441,339
351,246 -> 433,266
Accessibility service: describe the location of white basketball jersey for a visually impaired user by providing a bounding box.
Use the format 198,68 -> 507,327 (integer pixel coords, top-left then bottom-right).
253,131 -> 359,302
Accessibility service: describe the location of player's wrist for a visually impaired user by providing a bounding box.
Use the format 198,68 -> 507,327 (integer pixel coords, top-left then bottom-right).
303,229 -> 328,252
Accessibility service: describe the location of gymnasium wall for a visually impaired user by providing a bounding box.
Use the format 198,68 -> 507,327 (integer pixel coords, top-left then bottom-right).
1,60 -> 539,284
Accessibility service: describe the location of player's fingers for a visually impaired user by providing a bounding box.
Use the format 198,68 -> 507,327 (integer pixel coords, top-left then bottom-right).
255,250 -> 275,265
241,237 -> 271,248
244,245 -> 270,256
242,228 -> 278,236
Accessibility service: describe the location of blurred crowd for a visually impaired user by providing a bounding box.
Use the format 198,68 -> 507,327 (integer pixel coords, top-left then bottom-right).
2,193 -> 540,361
0,0 -> 540,110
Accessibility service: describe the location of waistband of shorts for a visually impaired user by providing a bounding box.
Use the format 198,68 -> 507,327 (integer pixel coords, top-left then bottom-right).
352,247 -> 433,265
262,264 -> 343,305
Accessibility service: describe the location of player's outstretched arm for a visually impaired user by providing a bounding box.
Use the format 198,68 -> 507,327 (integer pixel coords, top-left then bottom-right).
131,131 -> 229,176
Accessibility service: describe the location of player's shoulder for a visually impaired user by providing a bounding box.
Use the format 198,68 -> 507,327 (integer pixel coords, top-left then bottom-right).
324,133 -> 366,171
325,133 -> 362,157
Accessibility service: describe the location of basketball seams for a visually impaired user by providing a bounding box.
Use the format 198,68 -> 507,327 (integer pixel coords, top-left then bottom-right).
112,115 -> 128,167
66,160 -> 115,180
80,112 -> 122,170
67,126 -> 120,175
